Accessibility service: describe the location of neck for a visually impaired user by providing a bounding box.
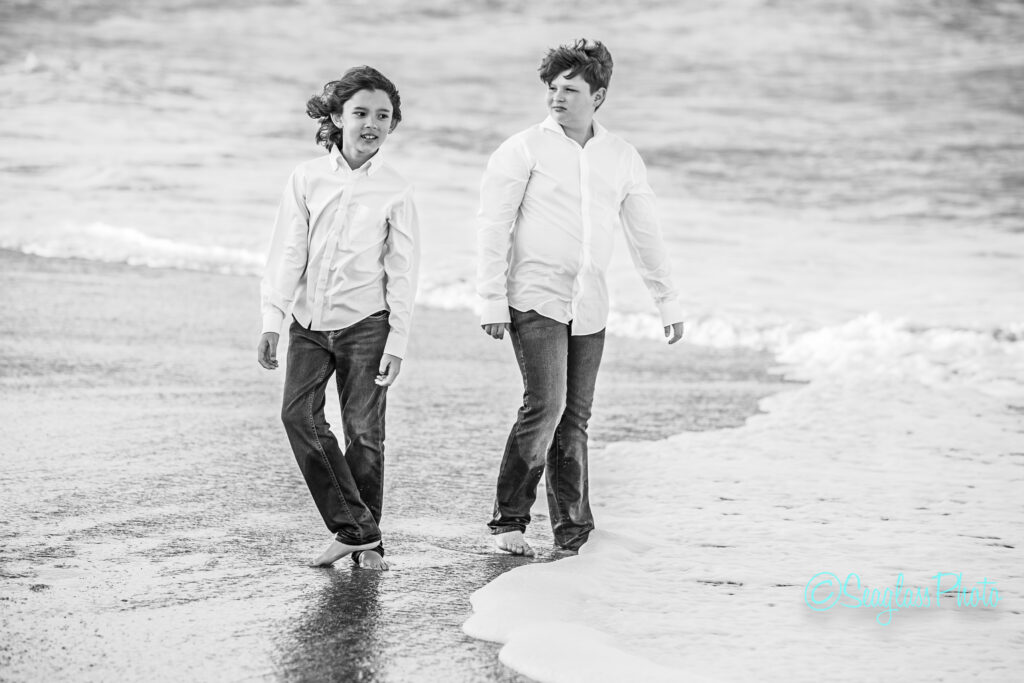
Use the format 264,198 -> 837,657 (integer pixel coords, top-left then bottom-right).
559,120 -> 595,147
340,147 -> 376,170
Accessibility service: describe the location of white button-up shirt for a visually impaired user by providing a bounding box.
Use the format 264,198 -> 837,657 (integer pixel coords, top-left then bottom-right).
476,116 -> 683,335
261,147 -> 419,358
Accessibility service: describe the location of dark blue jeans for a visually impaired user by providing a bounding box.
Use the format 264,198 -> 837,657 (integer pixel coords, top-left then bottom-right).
281,312 -> 389,552
488,308 -> 605,550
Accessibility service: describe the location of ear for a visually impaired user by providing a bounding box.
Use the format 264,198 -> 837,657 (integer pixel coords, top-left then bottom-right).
330,112 -> 344,128
592,87 -> 606,108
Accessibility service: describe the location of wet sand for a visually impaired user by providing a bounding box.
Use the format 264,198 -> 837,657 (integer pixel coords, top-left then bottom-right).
0,249 -> 787,681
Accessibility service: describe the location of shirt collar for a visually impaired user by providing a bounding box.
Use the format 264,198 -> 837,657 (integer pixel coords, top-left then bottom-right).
540,115 -> 607,142
329,145 -> 385,176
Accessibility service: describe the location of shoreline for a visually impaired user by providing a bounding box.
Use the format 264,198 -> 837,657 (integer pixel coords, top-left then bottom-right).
0,249 -> 788,681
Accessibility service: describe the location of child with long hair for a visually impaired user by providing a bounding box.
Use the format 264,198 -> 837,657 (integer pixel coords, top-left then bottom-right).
258,66 -> 419,570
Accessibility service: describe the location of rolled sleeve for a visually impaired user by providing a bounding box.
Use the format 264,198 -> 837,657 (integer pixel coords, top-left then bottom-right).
382,187 -> 420,359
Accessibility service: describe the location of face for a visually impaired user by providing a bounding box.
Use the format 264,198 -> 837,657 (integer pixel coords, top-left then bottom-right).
330,89 -> 395,166
546,71 -> 605,130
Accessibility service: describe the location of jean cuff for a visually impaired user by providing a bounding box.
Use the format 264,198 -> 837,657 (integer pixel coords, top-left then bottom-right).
335,532 -> 381,545
351,544 -> 385,565
555,530 -> 591,551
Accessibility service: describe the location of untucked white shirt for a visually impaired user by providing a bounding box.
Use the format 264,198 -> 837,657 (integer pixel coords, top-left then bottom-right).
476,116 -> 683,335
261,147 -> 419,358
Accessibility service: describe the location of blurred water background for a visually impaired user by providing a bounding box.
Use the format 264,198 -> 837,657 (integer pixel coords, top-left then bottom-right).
2,0 -> 1022,334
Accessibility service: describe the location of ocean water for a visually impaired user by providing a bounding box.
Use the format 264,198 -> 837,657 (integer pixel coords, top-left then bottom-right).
2,0 -> 1023,680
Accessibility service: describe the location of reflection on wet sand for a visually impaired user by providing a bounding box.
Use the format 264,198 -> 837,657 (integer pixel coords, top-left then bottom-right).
0,256 -> 779,680
279,570 -> 387,682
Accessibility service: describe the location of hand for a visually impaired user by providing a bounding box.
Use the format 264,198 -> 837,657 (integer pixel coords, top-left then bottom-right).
664,321 -> 684,345
258,332 -> 280,369
481,323 -> 509,340
375,353 -> 403,387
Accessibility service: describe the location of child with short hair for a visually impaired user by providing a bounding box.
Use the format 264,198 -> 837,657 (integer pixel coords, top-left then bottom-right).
477,39 -> 685,556
258,66 -> 419,570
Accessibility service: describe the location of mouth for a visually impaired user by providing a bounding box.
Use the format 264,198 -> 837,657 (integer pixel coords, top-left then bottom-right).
360,133 -> 379,142
551,106 -> 566,113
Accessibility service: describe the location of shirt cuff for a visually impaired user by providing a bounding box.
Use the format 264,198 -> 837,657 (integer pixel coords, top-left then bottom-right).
383,331 -> 408,360
656,299 -> 685,328
479,299 -> 511,326
262,308 -> 286,335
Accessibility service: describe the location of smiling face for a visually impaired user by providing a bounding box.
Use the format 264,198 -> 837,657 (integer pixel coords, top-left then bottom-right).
329,89 -> 395,169
546,71 -> 605,134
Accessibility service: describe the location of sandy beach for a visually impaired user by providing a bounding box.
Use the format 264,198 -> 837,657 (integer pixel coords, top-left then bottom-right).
0,249 -> 785,681
3,1 -> 1022,679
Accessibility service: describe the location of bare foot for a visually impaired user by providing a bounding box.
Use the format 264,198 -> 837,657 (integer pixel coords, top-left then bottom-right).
494,530 -> 535,557
311,540 -> 380,567
356,550 -> 389,571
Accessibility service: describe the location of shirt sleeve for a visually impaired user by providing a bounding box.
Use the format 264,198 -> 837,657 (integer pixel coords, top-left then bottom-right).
619,149 -> 685,326
381,186 -> 420,359
476,136 -> 531,326
260,167 -> 310,334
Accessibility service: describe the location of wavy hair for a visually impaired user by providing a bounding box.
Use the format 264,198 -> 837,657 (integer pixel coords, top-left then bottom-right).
538,39 -> 613,108
305,66 -> 403,151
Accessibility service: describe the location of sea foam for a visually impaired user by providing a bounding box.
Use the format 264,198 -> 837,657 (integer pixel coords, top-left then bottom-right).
463,326 -> 1023,681
462,280 -> 1022,682
1,223 -> 264,276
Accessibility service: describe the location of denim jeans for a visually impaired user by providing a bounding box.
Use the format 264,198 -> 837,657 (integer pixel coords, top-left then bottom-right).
281,312 -> 389,552
488,308 -> 606,550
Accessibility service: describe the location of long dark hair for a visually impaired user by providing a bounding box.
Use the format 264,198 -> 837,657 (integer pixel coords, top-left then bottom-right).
305,66 -> 403,151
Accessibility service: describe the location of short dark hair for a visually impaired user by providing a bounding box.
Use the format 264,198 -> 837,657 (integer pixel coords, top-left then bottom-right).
305,66 -> 403,151
538,39 -> 613,94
